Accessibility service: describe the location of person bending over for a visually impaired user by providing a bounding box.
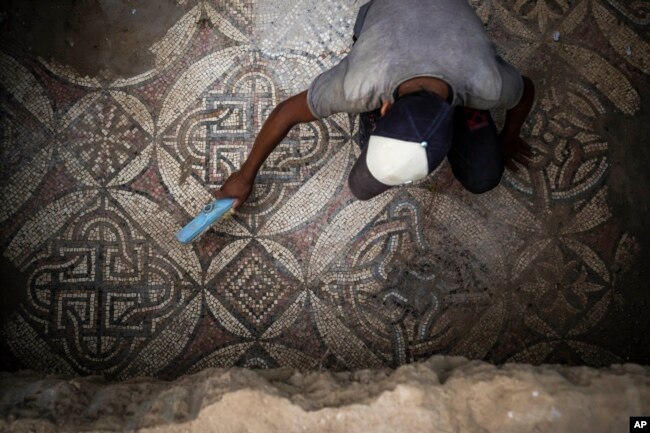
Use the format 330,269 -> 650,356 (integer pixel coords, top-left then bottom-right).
215,0 -> 535,207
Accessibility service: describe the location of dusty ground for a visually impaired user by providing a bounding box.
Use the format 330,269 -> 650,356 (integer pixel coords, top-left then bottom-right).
0,0 -> 186,78
1,355 -> 649,433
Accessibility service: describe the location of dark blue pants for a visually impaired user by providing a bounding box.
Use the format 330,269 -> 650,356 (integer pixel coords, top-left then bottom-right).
357,107 -> 504,194
353,1 -> 504,194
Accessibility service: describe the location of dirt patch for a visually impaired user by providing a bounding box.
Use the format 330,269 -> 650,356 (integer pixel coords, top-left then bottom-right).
0,0 -> 186,78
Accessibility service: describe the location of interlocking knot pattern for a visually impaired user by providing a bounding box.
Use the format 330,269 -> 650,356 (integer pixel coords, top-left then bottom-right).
0,0 -> 648,378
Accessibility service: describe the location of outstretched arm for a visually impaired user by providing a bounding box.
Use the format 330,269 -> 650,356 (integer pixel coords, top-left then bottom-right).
215,90 -> 317,208
499,76 -> 535,170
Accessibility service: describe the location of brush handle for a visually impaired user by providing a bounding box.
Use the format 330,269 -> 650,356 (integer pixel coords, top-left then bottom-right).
176,198 -> 235,244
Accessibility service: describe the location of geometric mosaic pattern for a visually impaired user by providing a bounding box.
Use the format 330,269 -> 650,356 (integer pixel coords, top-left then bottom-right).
1,0 -> 648,379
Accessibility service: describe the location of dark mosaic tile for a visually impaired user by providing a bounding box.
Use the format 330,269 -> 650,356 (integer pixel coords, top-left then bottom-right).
0,0 -> 649,379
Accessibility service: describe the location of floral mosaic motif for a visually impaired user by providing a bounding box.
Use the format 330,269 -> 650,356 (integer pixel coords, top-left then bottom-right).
62,95 -> 152,183
505,0 -> 571,32
523,247 -> 605,323
0,0 -> 647,377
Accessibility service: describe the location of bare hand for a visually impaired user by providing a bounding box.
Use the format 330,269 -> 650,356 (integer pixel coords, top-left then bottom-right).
500,132 -> 533,172
215,171 -> 254,209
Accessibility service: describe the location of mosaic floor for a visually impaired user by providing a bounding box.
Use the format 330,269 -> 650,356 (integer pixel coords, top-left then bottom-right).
1,0 -> 649,379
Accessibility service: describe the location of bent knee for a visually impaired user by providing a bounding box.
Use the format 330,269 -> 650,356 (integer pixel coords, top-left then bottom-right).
461,178 -> 501,194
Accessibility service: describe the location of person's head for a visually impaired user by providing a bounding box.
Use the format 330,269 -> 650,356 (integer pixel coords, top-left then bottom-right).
348,90 -> 454,200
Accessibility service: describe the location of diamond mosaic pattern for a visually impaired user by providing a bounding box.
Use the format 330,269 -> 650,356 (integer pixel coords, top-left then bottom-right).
0,0 -> 648,378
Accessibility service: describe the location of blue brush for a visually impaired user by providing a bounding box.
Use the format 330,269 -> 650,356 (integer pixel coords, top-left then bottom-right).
176,198 -> 235,244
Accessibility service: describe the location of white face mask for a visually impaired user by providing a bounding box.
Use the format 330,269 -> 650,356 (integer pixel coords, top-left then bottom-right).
366,135 -> 429,186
